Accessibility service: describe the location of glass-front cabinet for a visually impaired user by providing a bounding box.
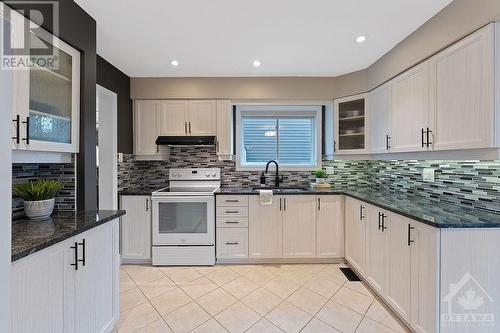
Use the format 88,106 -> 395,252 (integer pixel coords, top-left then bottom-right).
334,93 -> 368,154
10,11 -> 80,153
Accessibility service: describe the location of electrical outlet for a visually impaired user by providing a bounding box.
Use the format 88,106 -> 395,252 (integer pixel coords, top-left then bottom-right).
118,153 -> 123,163
423,168 -> 435,182
325,167 -> 335,175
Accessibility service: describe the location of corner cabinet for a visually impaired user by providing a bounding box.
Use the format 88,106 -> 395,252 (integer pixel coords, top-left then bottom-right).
120,195 -> 152,263
10,11 -> 80,153
334,93 -> 369,154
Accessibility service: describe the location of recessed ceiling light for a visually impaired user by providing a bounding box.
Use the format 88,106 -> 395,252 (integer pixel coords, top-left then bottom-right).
355,35 -> 367,43
252,60 -> 261,67
170,60 -> 179,66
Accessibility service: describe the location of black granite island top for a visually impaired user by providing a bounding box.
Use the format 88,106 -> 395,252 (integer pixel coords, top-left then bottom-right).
118,185 -> 167,196
12,210 -> 125,262
215,187 -> 500,229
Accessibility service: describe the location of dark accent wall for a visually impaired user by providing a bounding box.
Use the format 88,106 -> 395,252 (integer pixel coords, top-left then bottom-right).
8,0 -> 97,210
96,55 -> 133,154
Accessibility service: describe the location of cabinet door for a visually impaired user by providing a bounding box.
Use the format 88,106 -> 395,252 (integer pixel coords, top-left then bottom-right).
11,237 -> 76,333
120,195 -> 152,261
345,197 -> 367,274
334,93 -> 368,154
134,100 -> 159,155
188,100 -> 217,135
216,100 -> 232,157
386,213 -> 412,321
392,62 -> 430,152
429,24 -> 494,151
410,222 -> 439,333
316,195 -> 344,258
366,207 -> 389,296
369,82 -> 393,153
282,196 -> 317,258
249,195 -> 283,258
75,221 -> 119,333
158,100 -> 188,136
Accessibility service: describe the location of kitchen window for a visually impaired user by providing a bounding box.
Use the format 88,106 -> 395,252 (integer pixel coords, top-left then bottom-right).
235,105 -> 322,171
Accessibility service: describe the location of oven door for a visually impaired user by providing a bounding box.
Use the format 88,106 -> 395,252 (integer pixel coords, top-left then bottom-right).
152,196 -> 214,245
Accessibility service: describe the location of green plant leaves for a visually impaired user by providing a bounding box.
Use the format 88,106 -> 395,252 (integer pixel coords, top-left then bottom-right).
12,179 -> 62,201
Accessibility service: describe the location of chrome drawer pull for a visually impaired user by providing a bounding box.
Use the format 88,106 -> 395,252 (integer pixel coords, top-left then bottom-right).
225,242 -> 239,246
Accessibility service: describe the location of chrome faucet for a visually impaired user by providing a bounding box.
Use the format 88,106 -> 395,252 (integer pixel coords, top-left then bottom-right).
264,160 -> 284,188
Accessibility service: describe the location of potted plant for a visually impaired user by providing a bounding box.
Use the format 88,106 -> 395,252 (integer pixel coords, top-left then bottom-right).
13,179 -> 62,220
314,169 -> 327,184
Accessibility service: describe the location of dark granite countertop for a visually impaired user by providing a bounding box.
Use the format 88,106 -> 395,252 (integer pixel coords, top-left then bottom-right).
118,185 -> 166,196
216,187 -> 500,229
12,210 -> 126,262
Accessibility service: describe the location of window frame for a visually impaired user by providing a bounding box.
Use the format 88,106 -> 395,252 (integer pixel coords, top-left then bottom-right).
235,105 -> 322,171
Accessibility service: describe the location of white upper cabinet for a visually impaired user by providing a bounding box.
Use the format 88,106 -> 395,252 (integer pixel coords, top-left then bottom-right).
216,100 -> 233,158
334,93 -> 369,154
369,82 -> 393,153
158,100 -> 188,136
188,100 -> 217,135
10,10 -> 80,153
429,24 -> 495,151
134,100 -> 160,156
391,61 -> 430,152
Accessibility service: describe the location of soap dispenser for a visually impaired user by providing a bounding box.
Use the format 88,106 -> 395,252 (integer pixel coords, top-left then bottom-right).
260,172 -> 266,187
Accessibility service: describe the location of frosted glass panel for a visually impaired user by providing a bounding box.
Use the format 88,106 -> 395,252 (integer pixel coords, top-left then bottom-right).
158,202 -> 208,234
29,34 -> 73,143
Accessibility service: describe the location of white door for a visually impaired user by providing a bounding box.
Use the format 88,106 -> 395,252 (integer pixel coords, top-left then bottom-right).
370,82 -> 393,153
345,197 -> 367,274
429,24 -> 495,151
120,195 -> 152,261
410,222 -> 439,333
392,62 -> 430,152
75,222 -> 117,333
366,207 -> 389,295
249,195 -> 283,258
282,196 -> 317,258
152,196 -> 215,245
216,100 -> 232,156
11,238 -> 76,333
386,213 -> 412,321
158,100 -> 188,136
316,196 -> 344,258
134,100 -> 159,155
188,100 -> 217,135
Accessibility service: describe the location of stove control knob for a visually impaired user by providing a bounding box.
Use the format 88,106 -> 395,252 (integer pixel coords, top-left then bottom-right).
212,173 -> 217,177
205,173 -> 210,177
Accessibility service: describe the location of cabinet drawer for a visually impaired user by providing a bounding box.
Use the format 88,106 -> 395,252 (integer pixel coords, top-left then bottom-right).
216,206 -> 248,217
217,228 -> 248,258
217,217 -> 249,228
216,195 -> 249,207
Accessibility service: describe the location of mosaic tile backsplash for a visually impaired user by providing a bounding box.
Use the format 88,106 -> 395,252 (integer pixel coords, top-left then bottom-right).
118,147 -> 500,214
12,160 -> 76,220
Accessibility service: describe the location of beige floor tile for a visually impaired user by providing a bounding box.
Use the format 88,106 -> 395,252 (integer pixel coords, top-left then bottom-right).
190,319 -> 228,333
116,302 -> 160,333
260,264 -> 291,275
164,302 -> 210,333
205,267 -> 240,285
298,264 -> 328,274
135,319 -> 173,333
365,298 -> 409,332
128,267 -> 166,285
226,264 -> 259,275
164,267 -> 203,284
137,276 -> 177,299
221,276 -> 259,299
344,281 -> 374,297
287,287 -> 328,315
120,288 -> 147,313
316,301 -> 363,333
356,317 -> 395,333
178,276 -> 218,299
121,264 -> 152,273
242,287 -> 283,316
279,269 -> 315,285
263,276 -> 300,299
265,301 -> 312,333
244,267 -> 277,285
120,270 -> 136,294
196,288 -> 238,316
193,265 -> 223,275
215,301 -> 261,333
317,267 -> 348,285
331,287 -> 374,315
246,318 -> 284,333
301,318 -> 342,333
149,288 -> 192,316
303,276 -> 342,298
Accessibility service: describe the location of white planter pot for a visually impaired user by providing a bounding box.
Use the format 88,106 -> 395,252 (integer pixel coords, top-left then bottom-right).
24,198 -> 55,220
316,178 -> 326,184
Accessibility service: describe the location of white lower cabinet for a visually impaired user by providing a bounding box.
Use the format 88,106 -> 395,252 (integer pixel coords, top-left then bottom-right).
248,195 -> 283,258
216,228 -> 248,259
282,196 -> 317,258
316,196 -> 344,258
345,197 -> 367,274
120,195 -> 152,262
11,220 -> 120,333
366,206 -> 389,295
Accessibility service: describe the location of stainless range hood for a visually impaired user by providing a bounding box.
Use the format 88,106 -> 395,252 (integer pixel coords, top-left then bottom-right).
155,136 -> 216,146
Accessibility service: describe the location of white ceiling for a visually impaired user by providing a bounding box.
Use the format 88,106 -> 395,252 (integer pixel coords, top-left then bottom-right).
75,0 -> 452,77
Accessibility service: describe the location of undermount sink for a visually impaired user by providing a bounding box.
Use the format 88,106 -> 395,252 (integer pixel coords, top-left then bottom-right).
251,187 -> 309,193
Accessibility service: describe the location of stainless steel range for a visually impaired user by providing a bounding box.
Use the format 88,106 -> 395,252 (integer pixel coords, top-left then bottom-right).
151,168 -> 220,265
